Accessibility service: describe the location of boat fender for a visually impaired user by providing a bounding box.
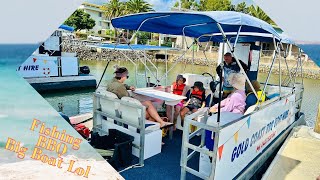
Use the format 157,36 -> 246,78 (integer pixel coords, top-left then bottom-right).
231,138 -> 249,162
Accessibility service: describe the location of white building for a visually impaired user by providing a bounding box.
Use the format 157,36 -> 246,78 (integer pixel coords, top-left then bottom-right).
78,2 -> 113,34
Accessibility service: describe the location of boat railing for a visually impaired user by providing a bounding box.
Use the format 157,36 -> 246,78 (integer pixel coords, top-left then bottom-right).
180,91 -> 300,179
93,92 -> 146,167
180,108 -> 218,180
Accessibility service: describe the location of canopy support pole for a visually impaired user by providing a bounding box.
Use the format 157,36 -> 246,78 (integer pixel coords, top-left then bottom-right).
127,15 -> 171,44
232,25 -> 242,51
158,41 -> 197,82
274,36 -> 282,99
165,49 -> 168,86
126,44 -> 159,85
282,43 -> 294,86
216,23 -> 259,100
299,48 -> 304,85
259,43 -> 280,108
118,50 -> 139,87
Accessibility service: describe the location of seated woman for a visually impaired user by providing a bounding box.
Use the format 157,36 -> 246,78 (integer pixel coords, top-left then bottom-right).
106,66 -> 173,129
245,80 -> 268,109
166,74 -> 188,129
210,73 -> 246,114
180,81 -> 206,126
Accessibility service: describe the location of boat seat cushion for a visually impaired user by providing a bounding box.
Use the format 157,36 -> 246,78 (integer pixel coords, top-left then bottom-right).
99,91 -> 119,117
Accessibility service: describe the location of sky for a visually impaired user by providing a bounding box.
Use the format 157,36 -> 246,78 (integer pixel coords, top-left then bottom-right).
254,0 -> 320,43
88,0 -> 254,11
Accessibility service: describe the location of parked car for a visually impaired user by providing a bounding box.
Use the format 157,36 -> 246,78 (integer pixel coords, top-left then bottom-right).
87,35 -> 104,41
62,31 -> 75,39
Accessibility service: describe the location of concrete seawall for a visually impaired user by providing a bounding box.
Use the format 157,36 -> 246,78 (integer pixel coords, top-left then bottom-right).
62,39 -> 320,79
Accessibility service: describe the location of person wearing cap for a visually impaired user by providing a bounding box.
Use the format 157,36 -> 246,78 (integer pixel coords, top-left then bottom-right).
210,73 -> 246,114
166,74 -> 188,129
107,66 -> 173,129
180,81 -> 206,126
216,52 -> 248,97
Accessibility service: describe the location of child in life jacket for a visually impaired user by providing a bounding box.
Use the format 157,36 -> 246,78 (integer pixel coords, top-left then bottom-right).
180,81 -> 206,126
166,75 -> 187,129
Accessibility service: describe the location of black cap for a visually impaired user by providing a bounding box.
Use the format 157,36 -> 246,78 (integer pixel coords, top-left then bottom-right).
192,81 -> 205,91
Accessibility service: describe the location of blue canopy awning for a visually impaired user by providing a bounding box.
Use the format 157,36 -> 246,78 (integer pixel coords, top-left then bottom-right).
59,24 -> 74,32
111,11 -> 282,43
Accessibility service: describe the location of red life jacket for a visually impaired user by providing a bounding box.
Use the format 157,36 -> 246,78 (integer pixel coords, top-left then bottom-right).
190,89 -> 204,101
172,82 -> 186,95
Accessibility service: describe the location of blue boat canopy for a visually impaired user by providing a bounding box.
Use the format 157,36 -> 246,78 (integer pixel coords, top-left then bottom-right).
111,11 -> 282,43
59,24 -> 74,32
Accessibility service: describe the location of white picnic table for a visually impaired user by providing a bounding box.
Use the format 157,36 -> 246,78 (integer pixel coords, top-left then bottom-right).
133,87 -> 187,139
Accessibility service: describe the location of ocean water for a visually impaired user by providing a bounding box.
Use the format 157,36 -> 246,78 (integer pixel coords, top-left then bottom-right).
0,44 -> 105,163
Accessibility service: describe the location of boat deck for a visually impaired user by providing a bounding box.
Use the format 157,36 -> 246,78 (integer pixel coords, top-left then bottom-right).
120,130 -> 202,180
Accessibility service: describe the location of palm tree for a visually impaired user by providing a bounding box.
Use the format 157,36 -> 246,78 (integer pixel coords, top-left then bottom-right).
126,0 -> 153,14
101,0 -> 127,19
101,0 -> 128,40
199,0 -> 232,11
173,0 -> 199,10
248,5 -> 276,25
235,2 -> 249,14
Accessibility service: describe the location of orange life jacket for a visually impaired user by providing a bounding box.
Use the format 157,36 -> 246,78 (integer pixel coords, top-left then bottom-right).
172,82 -> 186,95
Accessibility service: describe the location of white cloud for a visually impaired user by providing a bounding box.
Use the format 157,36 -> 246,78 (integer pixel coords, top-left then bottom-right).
146,0 -> 176,11
0,0 -> 84,44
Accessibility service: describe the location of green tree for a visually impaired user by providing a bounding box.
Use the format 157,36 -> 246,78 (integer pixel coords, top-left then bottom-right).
137,32 -> 151,44
235,2 -> 249,13
64,9 -> 95,31
101,0 -> 128,19
199,0 -> 232,11
127,0 -> 153,13
173,0 -> 199,10
101,0 -> 128,39
248,5 -> 276,25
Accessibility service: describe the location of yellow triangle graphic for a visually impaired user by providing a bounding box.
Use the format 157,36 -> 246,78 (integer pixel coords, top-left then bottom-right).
234,131 -> 239,144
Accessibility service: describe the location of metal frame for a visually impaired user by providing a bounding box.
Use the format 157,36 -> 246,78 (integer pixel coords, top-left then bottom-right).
180,108 -> 218,180
93,93 -> 146,167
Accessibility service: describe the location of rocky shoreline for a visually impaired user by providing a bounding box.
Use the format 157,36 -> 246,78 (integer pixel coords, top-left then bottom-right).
63,39 -> 320,79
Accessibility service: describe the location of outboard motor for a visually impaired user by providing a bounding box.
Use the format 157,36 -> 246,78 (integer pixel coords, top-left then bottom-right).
80,66 -> 90,74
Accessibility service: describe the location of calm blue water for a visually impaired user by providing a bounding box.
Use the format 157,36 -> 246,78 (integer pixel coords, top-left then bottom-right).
0,44 -> 105,163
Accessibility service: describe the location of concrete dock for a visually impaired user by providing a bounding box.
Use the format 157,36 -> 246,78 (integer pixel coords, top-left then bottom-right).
262,125 -> 320,180
25,75 -> 96,92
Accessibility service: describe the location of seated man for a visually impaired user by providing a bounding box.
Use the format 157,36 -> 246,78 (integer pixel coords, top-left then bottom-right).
106,66 -> 173,129
216,52 -> 248,98
245,80 -> 268,109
